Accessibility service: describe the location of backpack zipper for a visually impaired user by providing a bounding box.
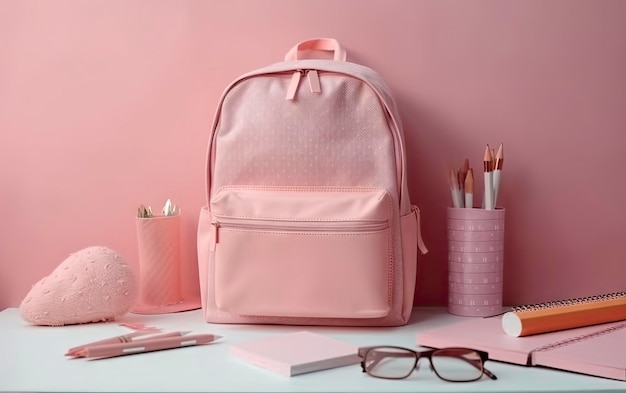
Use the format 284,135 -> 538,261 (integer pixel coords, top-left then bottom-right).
286,69 -> 321,100
211,217 -> 388,251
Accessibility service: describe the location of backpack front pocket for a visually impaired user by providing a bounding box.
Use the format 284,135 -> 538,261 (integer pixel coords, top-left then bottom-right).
209,186 -> 393,319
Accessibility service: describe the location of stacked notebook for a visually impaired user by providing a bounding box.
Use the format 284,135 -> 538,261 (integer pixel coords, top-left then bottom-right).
230,331 -> 361,377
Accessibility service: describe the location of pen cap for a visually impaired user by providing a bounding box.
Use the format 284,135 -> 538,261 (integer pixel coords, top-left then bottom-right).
132,214 -> 197,314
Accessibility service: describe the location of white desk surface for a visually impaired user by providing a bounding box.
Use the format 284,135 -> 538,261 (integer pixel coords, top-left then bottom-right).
0,307 -> 624,393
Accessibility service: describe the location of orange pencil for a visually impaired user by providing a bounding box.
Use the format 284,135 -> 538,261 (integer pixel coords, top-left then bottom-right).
502,297 -> 626,337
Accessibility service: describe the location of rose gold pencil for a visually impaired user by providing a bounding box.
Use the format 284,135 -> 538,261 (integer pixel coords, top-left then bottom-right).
65,331 -> 189,356
71,333 -> 222,359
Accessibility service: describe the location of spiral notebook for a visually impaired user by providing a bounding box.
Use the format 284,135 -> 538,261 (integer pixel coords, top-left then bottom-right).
417,293 -> 626,381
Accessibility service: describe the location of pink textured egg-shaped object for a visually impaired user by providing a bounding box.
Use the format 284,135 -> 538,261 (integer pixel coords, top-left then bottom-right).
20,246 -> 138,326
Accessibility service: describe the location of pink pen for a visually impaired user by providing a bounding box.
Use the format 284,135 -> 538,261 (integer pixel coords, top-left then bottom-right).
65,331 -> 189,356
71,333 -> 222,359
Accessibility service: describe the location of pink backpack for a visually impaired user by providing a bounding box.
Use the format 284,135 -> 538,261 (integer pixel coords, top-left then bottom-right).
197,38 -> 427,326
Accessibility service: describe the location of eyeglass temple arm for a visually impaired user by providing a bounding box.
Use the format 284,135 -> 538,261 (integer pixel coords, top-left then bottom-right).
438,353 -> 498,380
475,351 -> 498,380
449,354 -> 497,380
482,367 -> 498,380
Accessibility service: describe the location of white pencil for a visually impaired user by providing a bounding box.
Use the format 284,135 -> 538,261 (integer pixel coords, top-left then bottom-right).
483,145 -> 494,210
448,167 -> 463,208
493,143 -> 503,207
464,168 -> 474,209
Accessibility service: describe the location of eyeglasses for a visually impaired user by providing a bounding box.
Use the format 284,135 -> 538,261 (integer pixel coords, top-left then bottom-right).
358,346 -> 498,382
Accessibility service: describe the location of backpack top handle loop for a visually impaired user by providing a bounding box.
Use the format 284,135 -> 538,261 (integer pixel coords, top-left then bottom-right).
284,38 -> 347,62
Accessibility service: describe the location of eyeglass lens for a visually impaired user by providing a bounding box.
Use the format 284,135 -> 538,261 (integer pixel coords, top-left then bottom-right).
363,347 -> 484,381
363,347 -> 416,379
430,348 -> 484,381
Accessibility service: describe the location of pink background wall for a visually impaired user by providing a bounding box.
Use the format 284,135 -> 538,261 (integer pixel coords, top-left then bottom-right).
2,0 -> 625,311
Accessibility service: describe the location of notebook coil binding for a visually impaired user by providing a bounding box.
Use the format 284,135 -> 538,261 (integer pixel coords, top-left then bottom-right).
530,322 -> 626,355
511,291 -> 626,313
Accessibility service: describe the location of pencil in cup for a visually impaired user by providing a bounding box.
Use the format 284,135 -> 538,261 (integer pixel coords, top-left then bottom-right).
493,144 -> 503,207
484,143 -> 504,209
448,167 -> 464,208
482,146 -> 494,210
464,168 -> 474,209
448,159 -> 475,209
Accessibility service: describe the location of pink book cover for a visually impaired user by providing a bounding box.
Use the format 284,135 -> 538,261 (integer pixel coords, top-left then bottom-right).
415,316 -> 626,381
230,331 -> 361,377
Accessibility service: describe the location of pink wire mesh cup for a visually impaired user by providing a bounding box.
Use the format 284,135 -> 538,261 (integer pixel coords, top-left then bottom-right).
447,207 -> 505,317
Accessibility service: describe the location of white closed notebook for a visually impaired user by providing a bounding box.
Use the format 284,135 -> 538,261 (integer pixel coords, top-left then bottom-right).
230,331 -> 361,377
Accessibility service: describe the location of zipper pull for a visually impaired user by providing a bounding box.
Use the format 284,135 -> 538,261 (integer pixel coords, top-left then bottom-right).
286,70 -> 303,100
307,70 -> 321,94
210,221 -> 220,252
286,69 -> 321,100
414,206 -> 428,255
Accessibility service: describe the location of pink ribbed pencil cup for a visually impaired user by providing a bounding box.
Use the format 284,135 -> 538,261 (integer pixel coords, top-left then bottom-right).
447,207 -> 505,317
133,214 -> 182,313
